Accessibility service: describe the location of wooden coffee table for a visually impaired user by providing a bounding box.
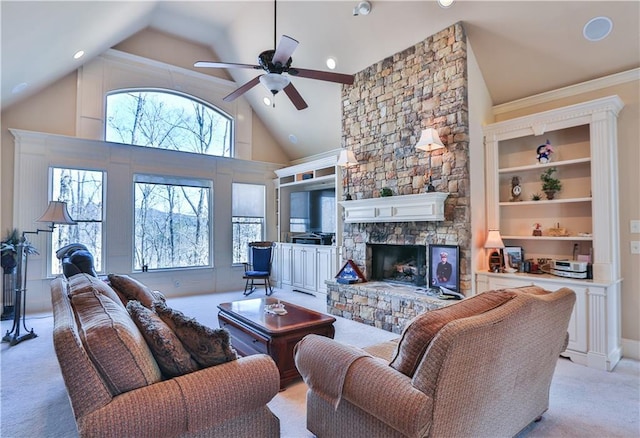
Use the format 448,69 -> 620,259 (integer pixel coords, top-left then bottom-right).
218,297 -> 336,389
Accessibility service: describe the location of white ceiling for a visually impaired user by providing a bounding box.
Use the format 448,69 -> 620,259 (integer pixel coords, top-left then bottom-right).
2,1 -> 639,161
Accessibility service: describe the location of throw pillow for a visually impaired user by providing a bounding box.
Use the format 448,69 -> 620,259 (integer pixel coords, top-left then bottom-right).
389,290 -> 517,376
107,274 -> 157,308
67,273 -> 125,309
126,300 -> 200,378
154,301 -> 238,368
71,289 -> 162,395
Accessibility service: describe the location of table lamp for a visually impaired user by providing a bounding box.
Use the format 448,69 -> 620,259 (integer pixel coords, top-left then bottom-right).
484,229 -> 505,273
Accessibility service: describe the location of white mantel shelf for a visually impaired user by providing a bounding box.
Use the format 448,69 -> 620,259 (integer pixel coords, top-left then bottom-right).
340,192 -> 449,223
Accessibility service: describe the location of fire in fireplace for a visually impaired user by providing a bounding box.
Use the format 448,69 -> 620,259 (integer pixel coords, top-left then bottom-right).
368,244 -> 427,286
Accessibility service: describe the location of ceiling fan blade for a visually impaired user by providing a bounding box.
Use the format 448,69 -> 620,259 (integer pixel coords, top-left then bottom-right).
195,61 -> 260,70
223,76 -> 262,102
283,82 -> 308,110
289,67 -> 354,85
272,35 -> 299,66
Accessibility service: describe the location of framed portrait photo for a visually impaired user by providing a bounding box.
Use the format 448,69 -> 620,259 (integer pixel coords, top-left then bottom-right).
428,244 -> 460,293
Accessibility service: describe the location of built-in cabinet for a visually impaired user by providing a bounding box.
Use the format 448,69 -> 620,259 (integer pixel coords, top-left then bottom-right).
479,96 -> 624,371
274,156 -> 340,297
277,243 -> 337,295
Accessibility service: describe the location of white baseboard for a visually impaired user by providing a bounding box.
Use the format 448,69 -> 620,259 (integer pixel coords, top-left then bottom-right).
622,338 -> 640,361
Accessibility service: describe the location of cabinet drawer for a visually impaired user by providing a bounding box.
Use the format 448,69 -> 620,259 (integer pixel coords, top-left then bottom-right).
219,318 -> 269,356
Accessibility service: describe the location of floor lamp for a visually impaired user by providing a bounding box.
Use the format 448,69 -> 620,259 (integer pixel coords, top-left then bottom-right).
2,201 -> 76,346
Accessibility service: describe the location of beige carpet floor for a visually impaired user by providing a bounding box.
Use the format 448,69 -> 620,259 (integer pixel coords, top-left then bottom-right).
1,286 -> 638,437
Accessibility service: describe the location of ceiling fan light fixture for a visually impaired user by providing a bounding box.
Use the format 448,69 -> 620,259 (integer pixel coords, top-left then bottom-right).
260,73 -> 290,95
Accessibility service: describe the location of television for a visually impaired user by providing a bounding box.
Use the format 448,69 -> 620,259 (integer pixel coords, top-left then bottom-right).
428,244 -> 460,294
289,189 -> 335,234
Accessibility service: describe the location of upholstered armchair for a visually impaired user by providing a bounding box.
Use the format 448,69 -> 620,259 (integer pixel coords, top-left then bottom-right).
295,287 -> 576,438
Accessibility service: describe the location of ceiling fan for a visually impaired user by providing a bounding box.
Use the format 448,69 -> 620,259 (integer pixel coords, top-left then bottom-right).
194,1 -> 354,110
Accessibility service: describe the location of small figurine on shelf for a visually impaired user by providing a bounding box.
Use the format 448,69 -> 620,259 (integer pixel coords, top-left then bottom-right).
532,223 -> 542,236
536,139 -> 554,164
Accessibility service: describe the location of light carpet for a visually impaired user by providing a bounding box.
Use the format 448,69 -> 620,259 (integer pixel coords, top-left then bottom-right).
1,287 -> 638,437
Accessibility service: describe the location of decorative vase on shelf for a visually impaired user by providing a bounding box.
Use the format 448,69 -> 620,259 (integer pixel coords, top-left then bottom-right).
544,190 -> 556,200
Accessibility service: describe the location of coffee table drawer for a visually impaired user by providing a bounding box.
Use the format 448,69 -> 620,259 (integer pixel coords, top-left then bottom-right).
220,317 -> 269,356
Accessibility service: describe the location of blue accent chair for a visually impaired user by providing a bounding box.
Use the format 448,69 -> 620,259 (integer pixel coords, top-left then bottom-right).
243,241 -> 275,296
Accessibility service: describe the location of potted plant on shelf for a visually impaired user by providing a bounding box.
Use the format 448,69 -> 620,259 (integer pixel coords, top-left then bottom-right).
1,229 -> 38,274
540,167 -> 562,200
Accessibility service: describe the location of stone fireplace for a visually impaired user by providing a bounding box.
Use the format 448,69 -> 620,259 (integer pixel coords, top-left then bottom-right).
328,22 -> 471,332
339,22 -> 471,296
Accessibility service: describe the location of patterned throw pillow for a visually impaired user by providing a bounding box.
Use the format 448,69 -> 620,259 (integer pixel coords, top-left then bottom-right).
70,289 -> 162,395
127,300 -> 200,378
107,273 -> 157,308
154,301 -> 238,368
389,290 -> 517,376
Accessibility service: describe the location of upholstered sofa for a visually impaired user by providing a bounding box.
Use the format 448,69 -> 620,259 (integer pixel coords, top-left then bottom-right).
295,286 -> 575,438
51,273 -> 281,438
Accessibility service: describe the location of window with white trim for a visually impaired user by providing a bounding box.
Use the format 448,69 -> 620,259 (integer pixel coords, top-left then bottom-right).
134,174 -> 211,271
50,167 -> 104,275
232,183 -> 266,264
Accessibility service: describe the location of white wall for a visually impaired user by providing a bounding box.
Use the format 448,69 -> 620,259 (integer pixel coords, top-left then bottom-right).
12,129 -> 281,313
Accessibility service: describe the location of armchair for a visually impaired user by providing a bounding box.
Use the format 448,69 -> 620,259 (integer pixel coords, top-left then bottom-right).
295,287 -> 576,438
243,241 -> 275,296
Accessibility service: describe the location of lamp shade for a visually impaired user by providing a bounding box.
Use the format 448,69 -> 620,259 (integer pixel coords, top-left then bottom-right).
337,149 -> 358,167
484,229 -> 505,249
36,201 -> 76,225
415,128 -> 445,152
259,73 -> 291,94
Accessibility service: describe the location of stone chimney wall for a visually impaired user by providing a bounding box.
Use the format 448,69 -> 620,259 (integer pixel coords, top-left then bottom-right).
340,22 -> 472,294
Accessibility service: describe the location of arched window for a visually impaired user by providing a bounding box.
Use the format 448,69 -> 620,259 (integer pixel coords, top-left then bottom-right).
105,89 -> 233,157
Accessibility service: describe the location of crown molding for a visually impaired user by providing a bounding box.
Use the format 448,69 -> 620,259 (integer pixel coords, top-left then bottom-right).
492,68 -> 639,117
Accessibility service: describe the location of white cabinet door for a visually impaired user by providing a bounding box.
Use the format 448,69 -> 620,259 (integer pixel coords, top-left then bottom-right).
292,245 -> 306,288
302,247 -> 317,291
279,244 -> 293,286
316,247 -> 336,293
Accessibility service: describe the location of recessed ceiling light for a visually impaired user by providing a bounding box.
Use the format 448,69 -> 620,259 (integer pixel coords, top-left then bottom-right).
326,57 -> 337,70
263,97 -> 272,106
583,16 -> 613,42
289,134 -> 298,144
12,82 -> 28,94
73,50 -> 85,59
437,0 -> 454,8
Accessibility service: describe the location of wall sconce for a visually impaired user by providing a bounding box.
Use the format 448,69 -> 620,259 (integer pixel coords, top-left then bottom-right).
484,229 -> 505,273
415,128 -> 445,192
337,149 -> 359,200
2,201 -> 76,346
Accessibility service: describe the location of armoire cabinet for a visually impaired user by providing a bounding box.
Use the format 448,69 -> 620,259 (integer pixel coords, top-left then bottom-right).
477,95 -> 624,371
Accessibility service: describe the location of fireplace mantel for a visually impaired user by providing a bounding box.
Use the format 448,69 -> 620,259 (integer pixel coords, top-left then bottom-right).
340,192 -> 448,223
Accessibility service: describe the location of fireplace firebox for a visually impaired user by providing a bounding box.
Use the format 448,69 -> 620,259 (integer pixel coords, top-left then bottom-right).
368,244 -> 427,286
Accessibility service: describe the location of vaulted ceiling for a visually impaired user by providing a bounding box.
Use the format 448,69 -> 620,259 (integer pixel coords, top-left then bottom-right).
2,1 -> 638,160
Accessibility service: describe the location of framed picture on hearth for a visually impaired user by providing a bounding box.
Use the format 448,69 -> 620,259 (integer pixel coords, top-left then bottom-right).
428,244 -> 460,293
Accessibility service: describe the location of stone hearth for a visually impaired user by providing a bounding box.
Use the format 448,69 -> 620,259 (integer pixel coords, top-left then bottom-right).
326,281 -> 452,334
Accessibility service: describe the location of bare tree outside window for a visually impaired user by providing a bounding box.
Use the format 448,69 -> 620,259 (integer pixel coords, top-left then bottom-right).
105,90 -> 233,157
232,183 -> 265,264
51,168 -> 104,274
134,178 -> 210,270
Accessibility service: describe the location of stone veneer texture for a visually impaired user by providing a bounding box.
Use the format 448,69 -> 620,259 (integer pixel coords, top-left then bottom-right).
340,22 -> 472,294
